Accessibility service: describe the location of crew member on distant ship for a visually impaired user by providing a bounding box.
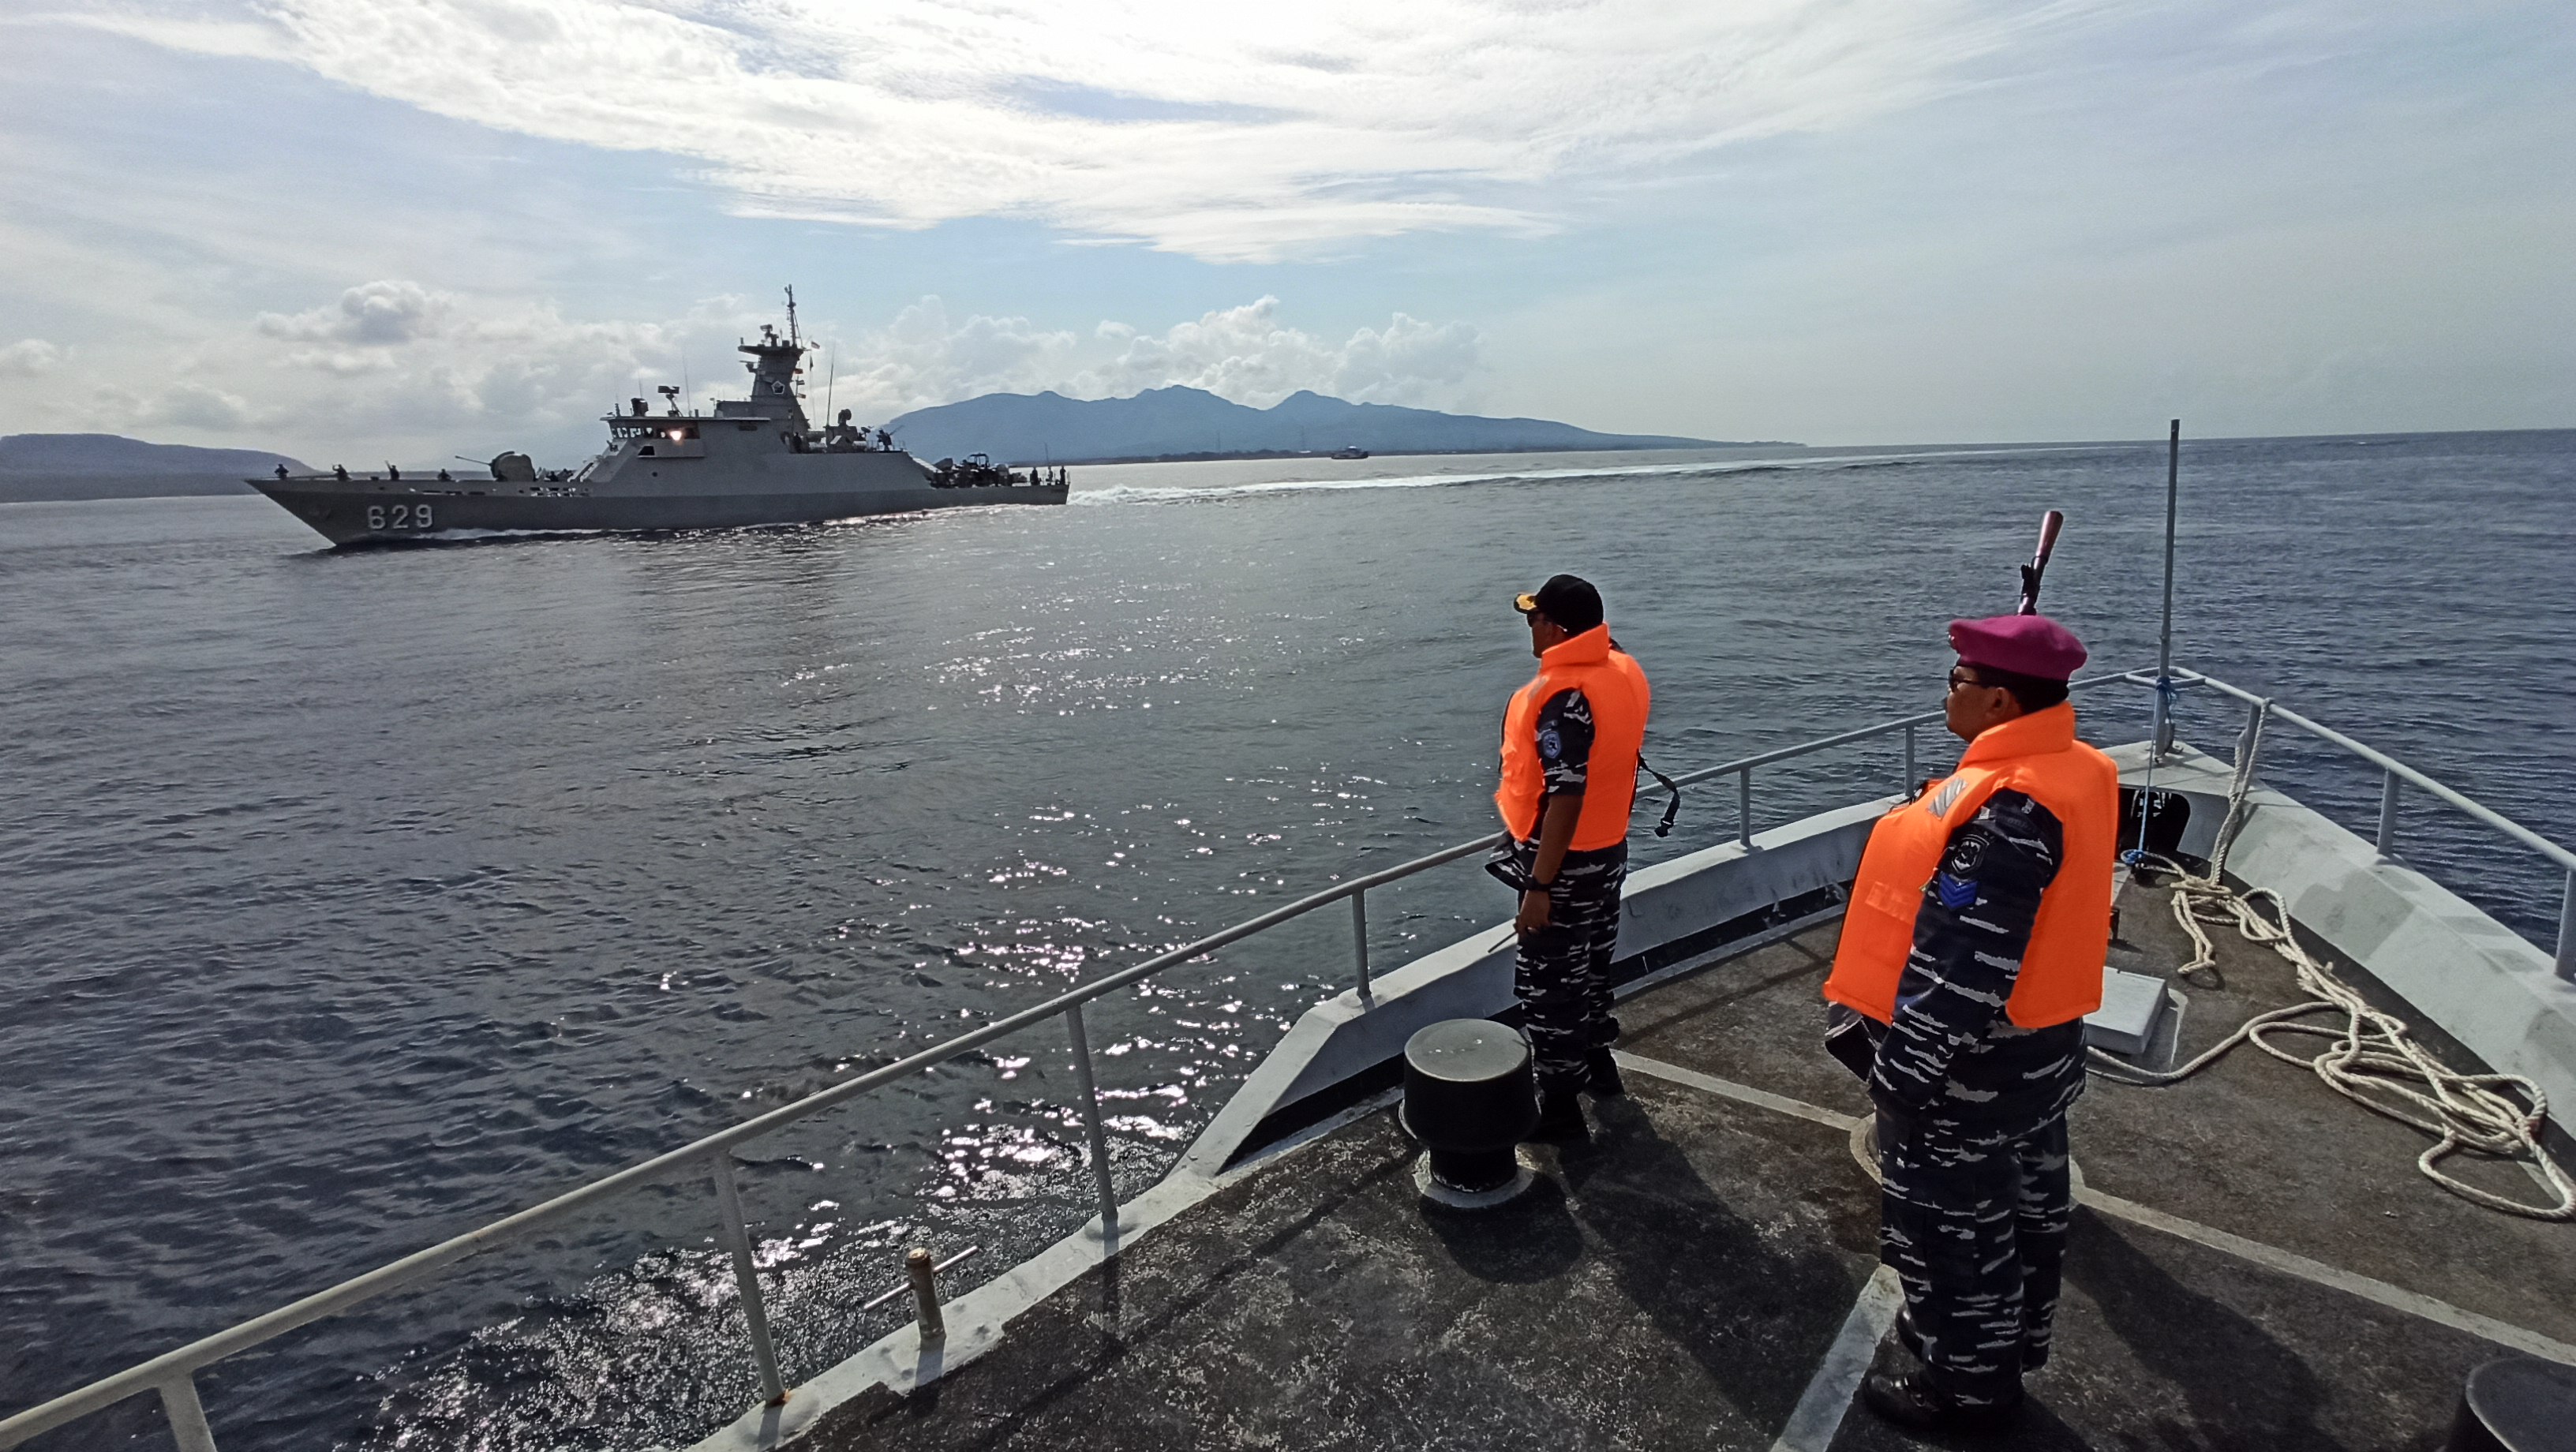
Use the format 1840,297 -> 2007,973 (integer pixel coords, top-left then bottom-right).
1821,612 -> 2117,1432
1494,574 -> 1650,1137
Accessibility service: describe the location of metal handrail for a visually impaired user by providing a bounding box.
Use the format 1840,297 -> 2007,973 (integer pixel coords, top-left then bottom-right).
2165,669 -> 2576,874
0,833 -> 1506,1446
8,661 -> 2570,1448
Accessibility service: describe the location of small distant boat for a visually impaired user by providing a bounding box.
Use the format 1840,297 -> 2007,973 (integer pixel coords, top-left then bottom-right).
1328,445 -> 1369,460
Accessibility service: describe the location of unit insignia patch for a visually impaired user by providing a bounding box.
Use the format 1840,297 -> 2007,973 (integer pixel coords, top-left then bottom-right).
1945,832 -> 1988,876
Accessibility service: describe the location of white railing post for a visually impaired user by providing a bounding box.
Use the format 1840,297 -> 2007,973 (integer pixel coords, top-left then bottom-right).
1350,889 -> 1373,1008
159,1375 -> 219,1452
1062,1005 -> 1119,1234
1737,767 -> 1754,848
1902,723 -> 1916,795
2376,769 -> 2402,856
709,1152 -> 787,1405
905,1247 -> 945,1342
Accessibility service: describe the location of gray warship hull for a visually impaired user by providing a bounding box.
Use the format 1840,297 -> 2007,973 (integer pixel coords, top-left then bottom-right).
251,465 -> 1067,547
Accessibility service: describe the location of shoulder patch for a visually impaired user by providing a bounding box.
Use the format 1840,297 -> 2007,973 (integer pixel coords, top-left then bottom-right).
1932,871 -> 1979,909
1944,833 -> 1988,876
1537,727 -> 1562,759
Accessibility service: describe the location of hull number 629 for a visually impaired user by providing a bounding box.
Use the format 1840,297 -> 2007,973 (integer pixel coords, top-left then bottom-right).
367,503 -> 433,531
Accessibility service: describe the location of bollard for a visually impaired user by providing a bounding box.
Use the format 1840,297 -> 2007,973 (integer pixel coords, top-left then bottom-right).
1399,1019 -> 1537,1209
2446,1354 -> 2576,1451
907,1246 -> 945,1343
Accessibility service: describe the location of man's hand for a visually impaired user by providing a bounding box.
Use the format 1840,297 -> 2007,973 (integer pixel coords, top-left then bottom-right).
1515,887 -> 1552,936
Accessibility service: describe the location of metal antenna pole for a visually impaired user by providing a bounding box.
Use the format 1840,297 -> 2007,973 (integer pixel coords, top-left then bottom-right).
2132,419 -> 2181,859
2157,418 -> 2180,696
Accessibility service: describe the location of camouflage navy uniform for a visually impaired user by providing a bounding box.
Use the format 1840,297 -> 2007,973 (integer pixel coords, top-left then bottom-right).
1513,689 -> 1626,1095
1859,788 -> 2086,1410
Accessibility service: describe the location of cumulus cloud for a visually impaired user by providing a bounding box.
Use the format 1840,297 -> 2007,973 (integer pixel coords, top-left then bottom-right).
258,279 -> 453,345
139,380 -> 255,431
87,0 -> 2086,261
1078,298 -> 1478,407
0,339 -> 65,376
121,283 -> 769,457
826,298 -> 1082,417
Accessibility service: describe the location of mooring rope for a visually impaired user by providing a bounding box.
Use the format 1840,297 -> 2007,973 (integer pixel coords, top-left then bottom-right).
2088,704 -> 2576,1221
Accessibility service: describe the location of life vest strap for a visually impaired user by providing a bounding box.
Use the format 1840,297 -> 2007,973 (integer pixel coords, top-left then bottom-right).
1637,751 -> 1681,838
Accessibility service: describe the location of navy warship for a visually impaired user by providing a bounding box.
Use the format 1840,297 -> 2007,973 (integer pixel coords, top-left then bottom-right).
249,292 -> 1067,546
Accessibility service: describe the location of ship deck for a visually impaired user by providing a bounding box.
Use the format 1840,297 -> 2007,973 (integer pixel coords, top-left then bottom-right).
793,876 -> 2574,1450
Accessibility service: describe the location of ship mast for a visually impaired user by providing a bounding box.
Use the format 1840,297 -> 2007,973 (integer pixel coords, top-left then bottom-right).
784,285 -> 799,350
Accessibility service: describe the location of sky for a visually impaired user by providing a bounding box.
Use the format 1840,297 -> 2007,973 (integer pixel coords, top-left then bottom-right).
1,0 -> 2570,464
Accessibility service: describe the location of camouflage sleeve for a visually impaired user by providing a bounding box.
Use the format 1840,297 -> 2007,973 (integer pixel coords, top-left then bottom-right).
1535,688 -> 1594,796
1867,789 -> 2065,1116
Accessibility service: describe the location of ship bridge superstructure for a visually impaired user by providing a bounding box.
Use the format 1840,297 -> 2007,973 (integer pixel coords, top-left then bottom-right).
719,314 -> 812,432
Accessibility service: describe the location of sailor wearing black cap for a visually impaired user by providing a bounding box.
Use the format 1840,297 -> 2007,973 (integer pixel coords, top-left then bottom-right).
1494,574 -> 1652,1137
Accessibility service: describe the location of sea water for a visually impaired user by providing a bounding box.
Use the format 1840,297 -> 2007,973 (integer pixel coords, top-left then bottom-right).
2,432 -> 2569,1448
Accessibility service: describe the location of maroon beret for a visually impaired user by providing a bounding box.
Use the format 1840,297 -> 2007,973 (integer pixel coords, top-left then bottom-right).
1949,613 -> 2087,682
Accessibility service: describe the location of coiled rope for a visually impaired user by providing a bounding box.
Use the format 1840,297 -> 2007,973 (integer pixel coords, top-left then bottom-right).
2090,702 -> 2576,1220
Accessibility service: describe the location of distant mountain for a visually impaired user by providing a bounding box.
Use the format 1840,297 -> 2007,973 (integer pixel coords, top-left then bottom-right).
884,387 -> 1757,465
0,433 -> 308,502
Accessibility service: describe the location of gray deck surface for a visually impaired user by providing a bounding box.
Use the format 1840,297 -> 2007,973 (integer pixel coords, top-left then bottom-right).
805,881 -> 2575,1450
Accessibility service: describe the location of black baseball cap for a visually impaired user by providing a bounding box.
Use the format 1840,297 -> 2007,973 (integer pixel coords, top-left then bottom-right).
1511,573 -> 1604,634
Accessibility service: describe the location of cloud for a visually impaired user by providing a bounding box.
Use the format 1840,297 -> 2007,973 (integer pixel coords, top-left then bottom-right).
1078,297 -> 1480,408
85,0 -> 2089,261
139,380 -> 254,430
258,279 -> 452,345
0,339 -> 64,376
825,298 -> 1082,418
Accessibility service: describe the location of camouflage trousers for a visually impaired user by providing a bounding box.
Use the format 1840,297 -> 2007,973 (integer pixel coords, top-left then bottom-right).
1880,1113 -> 2073,1408
1511,844 -> 1626,1094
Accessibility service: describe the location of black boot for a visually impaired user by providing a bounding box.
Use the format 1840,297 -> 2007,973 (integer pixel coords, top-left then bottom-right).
1861,1368 -> 2020,1432
1530,1083 -> 1587,1140
1586,1048 -> 1626,1097
1898,1305 -> 2049,1372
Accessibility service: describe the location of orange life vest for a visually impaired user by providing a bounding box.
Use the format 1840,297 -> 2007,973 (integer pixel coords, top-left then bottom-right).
1495,625 -> 1649,851
1822,702 -> 2118,1028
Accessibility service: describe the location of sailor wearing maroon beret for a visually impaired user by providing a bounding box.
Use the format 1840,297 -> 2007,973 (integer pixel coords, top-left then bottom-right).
1822,613 -> 2120,1432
